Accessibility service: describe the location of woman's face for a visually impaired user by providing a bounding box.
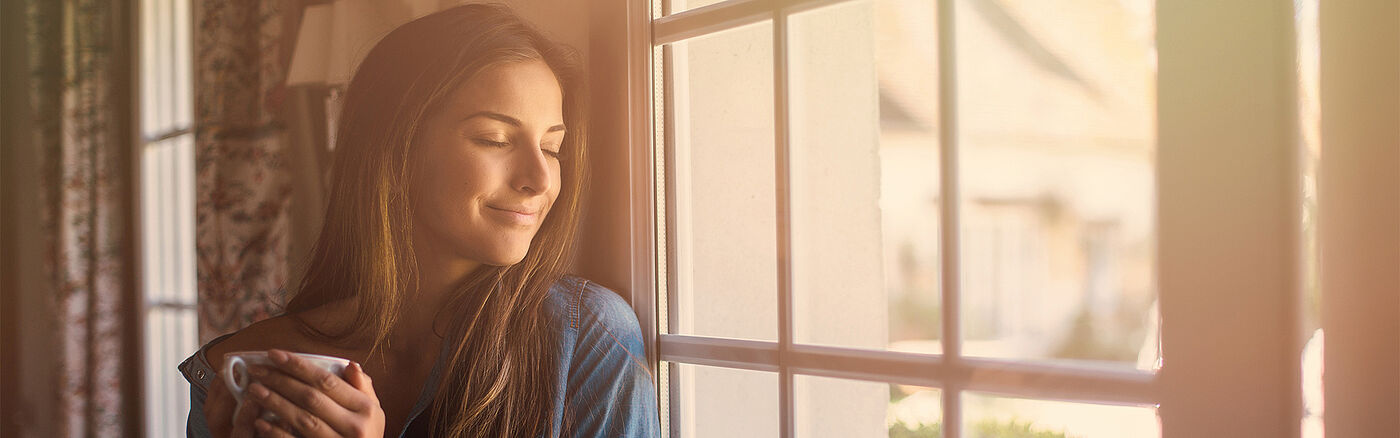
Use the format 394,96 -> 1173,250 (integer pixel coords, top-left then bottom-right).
410,59 -> 565,267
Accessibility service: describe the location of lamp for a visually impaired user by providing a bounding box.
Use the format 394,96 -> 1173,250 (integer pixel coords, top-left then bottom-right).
286,0 -> 439,150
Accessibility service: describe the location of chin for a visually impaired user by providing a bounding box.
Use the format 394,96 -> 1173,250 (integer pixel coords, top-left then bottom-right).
478,247 -> 531,266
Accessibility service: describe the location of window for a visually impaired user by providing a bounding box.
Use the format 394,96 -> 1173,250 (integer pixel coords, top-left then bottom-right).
136,0 -> 196,436
634,0 -> 1306,437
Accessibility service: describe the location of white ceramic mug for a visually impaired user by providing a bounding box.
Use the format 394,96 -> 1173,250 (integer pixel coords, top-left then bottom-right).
222,351 -> 352,422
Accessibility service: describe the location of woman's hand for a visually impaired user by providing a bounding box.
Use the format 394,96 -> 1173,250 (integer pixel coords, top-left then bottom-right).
243,349 -> 385,438
203,376 -> 268,438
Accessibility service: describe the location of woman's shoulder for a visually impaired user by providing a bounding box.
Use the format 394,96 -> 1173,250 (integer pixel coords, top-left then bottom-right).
201,314 -> 313,370
200,299 -> 355,368
543,275 -> 645,350
177,313 -> 305,393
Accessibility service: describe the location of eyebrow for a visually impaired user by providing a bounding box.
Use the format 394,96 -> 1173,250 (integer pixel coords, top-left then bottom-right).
461,111 -> 566,133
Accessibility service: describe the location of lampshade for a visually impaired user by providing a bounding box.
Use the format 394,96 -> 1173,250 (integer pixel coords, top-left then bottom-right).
287,0 -> 441,86
286,4 -> 333,85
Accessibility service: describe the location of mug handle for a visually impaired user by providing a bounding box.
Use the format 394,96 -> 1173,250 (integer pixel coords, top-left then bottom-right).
222,355 -> 248,403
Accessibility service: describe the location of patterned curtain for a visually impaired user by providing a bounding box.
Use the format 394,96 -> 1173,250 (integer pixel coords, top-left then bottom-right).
26,0 -> 132,436
193,0 -> 293,343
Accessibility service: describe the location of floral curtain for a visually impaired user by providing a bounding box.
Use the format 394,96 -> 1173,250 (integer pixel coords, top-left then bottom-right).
26,0 -> 132,435
193,0 -> 293,343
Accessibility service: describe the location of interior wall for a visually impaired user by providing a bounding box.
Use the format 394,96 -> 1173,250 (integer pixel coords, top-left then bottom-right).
1319,1 -> 1400,436
577,0 -> 636,296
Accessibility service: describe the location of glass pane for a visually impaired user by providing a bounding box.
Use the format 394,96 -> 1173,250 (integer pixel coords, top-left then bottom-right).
665,22 -> 778,341
788,0 -> 942,354
956,0 -> 1159,367
156,0 -> 173,133
671,363 -> 779,437
963,392 -> 1159,438
140,134 -> 196,305
1295,1 -> 1322,436
145,308 -> 197,437
795,375 -> 941,438
173,0 -> 192,129
140,0 -> 158,136
666,0 -> 731,16
176,134 -> 196,303
141,138 -> 179,303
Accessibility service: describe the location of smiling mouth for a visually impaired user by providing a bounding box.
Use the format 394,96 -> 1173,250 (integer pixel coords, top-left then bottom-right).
487,205 -> 539,216
485,205 -> 541,225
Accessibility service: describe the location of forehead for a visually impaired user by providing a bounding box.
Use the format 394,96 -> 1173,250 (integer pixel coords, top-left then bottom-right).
439,59 -> 564,123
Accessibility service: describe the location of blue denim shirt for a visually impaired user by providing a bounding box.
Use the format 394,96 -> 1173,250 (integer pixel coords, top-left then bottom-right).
178,276 -> 661,437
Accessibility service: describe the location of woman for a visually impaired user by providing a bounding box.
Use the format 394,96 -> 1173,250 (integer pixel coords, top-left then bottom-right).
178,4 -> 659,437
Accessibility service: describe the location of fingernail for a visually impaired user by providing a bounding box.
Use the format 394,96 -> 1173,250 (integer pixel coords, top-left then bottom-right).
269,350 -> 288,364
250,383 -> 269,398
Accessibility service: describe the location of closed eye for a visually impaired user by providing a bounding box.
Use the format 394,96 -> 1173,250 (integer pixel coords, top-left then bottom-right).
473,138 -> 509,148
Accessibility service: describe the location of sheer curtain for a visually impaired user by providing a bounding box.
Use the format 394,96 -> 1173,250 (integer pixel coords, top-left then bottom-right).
24,0 -> 134,435
192,0 -> 293,343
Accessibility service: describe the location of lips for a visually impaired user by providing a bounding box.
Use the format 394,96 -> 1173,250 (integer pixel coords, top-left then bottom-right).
486,204 -> 540,216
484,204 -> 543,226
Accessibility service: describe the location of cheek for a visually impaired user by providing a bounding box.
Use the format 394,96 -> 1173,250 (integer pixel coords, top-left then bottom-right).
419,152 -> 492,215
545,164 -> 564,208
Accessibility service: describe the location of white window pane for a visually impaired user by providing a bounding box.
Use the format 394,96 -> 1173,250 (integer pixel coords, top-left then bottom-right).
1295,1 -> 1322,436
177,310 -> 196,433
144,308 -> 196,438
160,138 -> 177,303
173,0 -> 192,128
140,0 -> 159,137
672,363 -> 779,437
963,392 -> 1159,438
141,139 -> 179,303
665,22 -> 778,341
140,143 -> 161,302
788,0 -> 943,354
142,309 -> 162,437
141,136 -> 194,304
176,134 -> 196,303
155,0 -> 172,133
795,374 -> 941,438
956,0 -> 1158,367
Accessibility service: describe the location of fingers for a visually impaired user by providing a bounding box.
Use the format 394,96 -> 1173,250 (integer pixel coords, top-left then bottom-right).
345,362 -> 377,400
230,397 -> 262,438
268,349 -> 373,412
248,349 -> 385,437
254,418 -> 298,438
246,380 -> 342,438
203,379 -> 236,438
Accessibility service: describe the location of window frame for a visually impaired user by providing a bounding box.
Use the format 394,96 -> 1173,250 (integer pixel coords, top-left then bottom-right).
132,0 -> 198,436
609,0 -> 1309,437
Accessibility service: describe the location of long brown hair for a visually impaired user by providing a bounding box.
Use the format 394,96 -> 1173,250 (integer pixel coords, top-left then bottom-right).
285,4 -> 588,436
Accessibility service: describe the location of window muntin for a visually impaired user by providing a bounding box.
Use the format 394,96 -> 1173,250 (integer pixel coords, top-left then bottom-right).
664,0 -> 735,17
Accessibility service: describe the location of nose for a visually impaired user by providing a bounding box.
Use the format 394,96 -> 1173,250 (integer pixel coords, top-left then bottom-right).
510,143 -> 554,195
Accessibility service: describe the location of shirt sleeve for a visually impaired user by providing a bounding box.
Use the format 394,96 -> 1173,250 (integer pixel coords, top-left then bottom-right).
178,333 -> 233,438
562,283 -> 661,437
185,380 -> 212,438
